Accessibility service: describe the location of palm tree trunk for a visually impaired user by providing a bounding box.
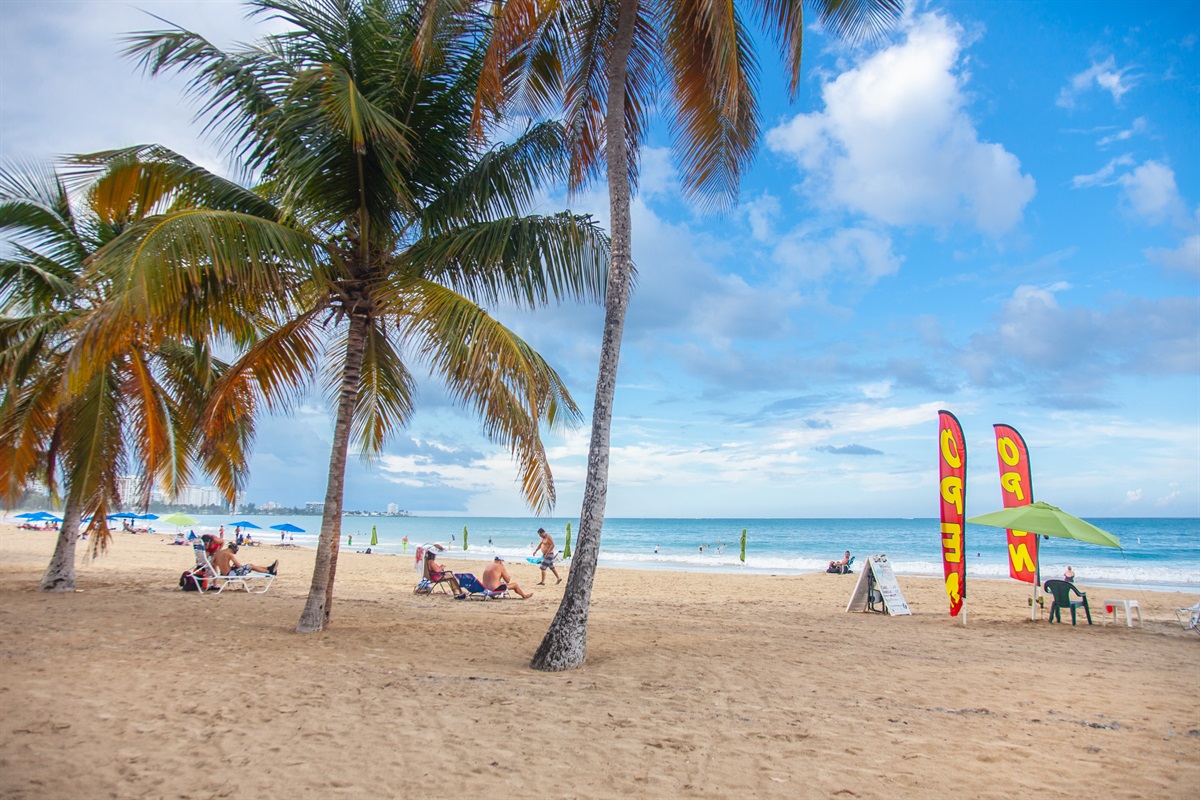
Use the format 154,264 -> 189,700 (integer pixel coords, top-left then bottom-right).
296,310 -> 371,633
39,492 -> 83,592
531,0 -> 639,672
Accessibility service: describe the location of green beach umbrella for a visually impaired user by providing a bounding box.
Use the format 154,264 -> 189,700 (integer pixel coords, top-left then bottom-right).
740,528 -> 747,563
967,501 -> 1119,621
966,502 -> 1120,549
563,522 -> 572,558
370,525 -> 378,546
463,525 -> 468,550
160,512 -> 198,528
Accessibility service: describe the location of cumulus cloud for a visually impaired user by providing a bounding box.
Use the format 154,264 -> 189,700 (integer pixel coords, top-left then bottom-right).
765,13 -> 1035,236
962,284 -> 1200,403
1118,160 -> 1186,225
1057,56 -> 1137,108
1145,233 -> 1200,277
773,225 -> 902,285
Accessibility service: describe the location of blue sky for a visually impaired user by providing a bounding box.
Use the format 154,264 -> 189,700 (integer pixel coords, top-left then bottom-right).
2,1 -> 1197,518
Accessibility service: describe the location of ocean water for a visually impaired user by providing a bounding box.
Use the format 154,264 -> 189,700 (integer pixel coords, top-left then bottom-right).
150,515 -> 1199,595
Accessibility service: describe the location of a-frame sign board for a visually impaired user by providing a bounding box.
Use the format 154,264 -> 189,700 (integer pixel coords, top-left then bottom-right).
845,554 -> 911,616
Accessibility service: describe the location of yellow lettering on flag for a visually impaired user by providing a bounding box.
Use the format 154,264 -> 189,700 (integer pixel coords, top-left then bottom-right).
941,522 -> 963,563
945,573 -> 962,603
1000,471 -> 1026,501
997,436 -> 1021,467
1008,541 -> 1036,573
941,477 -> 963,515
940,429 -> 962,469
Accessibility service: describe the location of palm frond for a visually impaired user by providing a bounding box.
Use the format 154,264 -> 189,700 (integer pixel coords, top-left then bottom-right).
350,320 -> 417,457
419,121 -> 569,229
400,211 -> 609,308
665,0 -> 759,209
395,279 -> 583,511
66,144 -> 283,224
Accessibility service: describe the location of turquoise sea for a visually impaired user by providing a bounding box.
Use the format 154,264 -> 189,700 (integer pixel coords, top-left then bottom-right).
141,514 -> 1199,594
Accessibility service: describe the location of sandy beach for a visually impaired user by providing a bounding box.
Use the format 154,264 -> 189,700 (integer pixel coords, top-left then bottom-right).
0,523 -> 1196,799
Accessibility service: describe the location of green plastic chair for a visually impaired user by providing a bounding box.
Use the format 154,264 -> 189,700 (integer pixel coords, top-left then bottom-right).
1043,579 -> 1092,625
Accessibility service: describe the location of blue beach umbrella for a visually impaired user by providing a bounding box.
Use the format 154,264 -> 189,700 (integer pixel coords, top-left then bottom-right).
227,521 -> 262,529
270,523 -> 305,533
137,513 -> 159,520
14,512 -> 41,519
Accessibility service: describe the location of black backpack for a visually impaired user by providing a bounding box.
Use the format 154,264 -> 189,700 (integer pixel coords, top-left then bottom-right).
180,570 -> 202,591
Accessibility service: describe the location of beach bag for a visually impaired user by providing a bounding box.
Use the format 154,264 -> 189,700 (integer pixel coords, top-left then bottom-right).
179,570 -> 207,591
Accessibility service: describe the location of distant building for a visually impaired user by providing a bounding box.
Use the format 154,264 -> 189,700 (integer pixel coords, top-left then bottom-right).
177,484 -> 224,507
306,501 -> 325,514
116,475 -> 222,508
387,503 -> 398,516
260,501 -> 279,511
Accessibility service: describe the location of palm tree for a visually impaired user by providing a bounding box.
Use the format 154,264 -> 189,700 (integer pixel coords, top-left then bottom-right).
440,0 -> 902,670
104,0 -> 609,631
0,158 -> 251,590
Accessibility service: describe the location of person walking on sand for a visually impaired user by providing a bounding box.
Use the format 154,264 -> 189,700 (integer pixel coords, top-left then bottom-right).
482,556 -> 532,599
533,527 -> 561,585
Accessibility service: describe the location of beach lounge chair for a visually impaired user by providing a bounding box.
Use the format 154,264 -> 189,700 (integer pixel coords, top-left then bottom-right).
1176,601 -> 1200,635
1043,579 -> 1091,625
190,546 -> 274,594
457,572 -> 508,600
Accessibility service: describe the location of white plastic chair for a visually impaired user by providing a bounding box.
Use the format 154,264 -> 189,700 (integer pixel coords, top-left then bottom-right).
1176,601 -> 1200,635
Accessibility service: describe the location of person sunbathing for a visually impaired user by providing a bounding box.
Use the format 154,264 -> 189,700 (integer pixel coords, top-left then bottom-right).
481,556 -> 532,599
827,550 -> 851,573
212,544 -> 277,577
425,550 -> 465,597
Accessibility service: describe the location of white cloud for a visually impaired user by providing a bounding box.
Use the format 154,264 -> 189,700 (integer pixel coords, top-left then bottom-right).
1057,56 -> 1137,109
1118,160 -> 1186,225
1097,116 -> 1148,147
1124,488 -> 1143,504
964,284 -> 1200,397
773,226 -> 902,285
636,146 -> 678,199
0,1 -> 297,177
860,381 -> 893,399
1145,233 -> 1200,277
766,13 -> 1035,236
743,193 -> 781,242
1071,154 -> 1135,188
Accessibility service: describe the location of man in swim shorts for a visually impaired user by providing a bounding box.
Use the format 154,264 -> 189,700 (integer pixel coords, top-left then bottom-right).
482,556 -> 532,598
533,527 -> 562,585
212,544 -> 278,577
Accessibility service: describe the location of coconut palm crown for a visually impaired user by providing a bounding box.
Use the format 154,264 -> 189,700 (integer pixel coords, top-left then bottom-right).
86,0 -> 609,630
424,0 -> 903,669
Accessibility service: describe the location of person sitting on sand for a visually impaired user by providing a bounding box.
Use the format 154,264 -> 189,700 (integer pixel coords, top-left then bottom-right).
481,556 -> 532,599
212,544 -> 277,577
424,550 -> 465,597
